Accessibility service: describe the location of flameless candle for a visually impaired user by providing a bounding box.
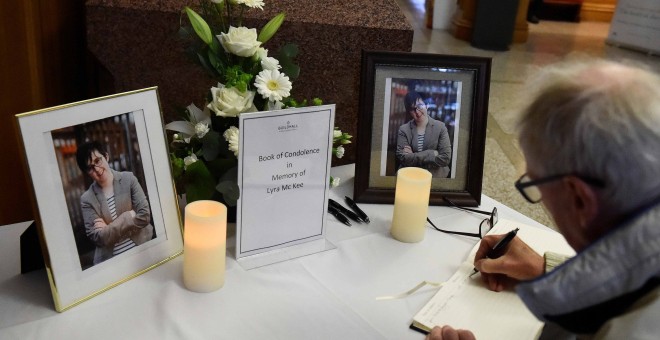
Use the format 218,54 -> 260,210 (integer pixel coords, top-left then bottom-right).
390,167 -> 432,243
183,200 -> 227,292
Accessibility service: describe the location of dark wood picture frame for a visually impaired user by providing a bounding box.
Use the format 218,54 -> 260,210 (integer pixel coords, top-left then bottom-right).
354,51 -> 491,207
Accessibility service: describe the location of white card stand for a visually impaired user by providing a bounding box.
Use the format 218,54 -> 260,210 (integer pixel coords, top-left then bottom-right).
235,105 -> 337,270
235,238 -> 336,270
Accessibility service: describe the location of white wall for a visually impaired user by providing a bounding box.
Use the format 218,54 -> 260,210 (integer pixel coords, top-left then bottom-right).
433,0 -> 458,30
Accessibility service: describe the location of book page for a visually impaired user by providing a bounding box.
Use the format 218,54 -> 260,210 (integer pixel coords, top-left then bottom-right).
412,219 -> 575,339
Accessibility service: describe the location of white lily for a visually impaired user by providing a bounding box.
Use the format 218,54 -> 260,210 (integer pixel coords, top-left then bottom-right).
164,103 -> 212,141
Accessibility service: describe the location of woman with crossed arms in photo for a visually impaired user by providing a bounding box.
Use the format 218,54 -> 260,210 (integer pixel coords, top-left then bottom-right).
76,141 -> 153,265
396,91 -> 452,178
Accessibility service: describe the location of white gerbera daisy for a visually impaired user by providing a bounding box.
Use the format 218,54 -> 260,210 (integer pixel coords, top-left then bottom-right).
254,69 -> 292,102
261,56 -> 281,71
223,126 -> 240,157
236,0 -> 264,10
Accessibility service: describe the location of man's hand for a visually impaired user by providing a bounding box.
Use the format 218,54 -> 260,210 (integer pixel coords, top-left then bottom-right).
474,234 -> 544,292
426,325 -> 475,340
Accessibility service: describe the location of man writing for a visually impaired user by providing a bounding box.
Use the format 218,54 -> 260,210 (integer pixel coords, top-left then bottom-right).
428,60 -> 660,339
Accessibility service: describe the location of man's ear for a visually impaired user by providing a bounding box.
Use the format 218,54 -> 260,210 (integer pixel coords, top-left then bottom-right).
565,176 -> 600,232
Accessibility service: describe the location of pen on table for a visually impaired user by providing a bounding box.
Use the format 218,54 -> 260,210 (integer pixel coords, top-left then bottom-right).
470,227 -> 519,277
328,199 -> 361,223
344,196 -> 370,223
328,205 -> 351,226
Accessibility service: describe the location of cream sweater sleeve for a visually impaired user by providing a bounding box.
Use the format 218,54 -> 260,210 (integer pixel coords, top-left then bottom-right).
544,251 -> 572,273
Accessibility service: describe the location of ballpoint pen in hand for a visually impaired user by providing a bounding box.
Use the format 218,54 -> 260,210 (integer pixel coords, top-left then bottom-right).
328,205 -> 351,226
344,196 -> 370,223
329,199 -> 361,223
470,228 -> 519,277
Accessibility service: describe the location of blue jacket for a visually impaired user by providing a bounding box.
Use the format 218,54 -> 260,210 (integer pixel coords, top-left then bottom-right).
517,201 -> 660,339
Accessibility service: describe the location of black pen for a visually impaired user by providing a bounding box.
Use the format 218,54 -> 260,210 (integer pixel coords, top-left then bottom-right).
328,205 -> 351,226
470,227 -> 519,277
344,196 -> 370,223
329,199 -> 361,223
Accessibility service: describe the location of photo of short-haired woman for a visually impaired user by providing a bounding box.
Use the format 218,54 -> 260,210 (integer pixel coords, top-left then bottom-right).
396,90 -> 452,178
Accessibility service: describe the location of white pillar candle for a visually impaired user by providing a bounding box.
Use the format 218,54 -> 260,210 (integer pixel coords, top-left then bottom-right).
390,167 -> 432,243
183,200 -> 227,293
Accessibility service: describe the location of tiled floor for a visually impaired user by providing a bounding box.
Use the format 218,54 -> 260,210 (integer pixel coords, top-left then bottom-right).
396,0 -> 660,227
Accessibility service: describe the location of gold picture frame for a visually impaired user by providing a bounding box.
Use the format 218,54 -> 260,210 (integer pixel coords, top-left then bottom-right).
15,87 -> 183,312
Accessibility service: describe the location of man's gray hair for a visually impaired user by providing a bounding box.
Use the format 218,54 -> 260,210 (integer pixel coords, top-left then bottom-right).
518,60 -> 660,212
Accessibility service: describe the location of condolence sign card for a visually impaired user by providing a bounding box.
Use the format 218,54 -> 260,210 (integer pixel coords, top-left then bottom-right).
236,105 -> 335,259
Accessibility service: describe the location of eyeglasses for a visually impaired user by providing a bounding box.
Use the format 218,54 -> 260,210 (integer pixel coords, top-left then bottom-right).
86,156 -> 105,174
515,173 -> 605,204
444,197 -> 498,226
426,198 -> 498,239
410,102 -> 426,112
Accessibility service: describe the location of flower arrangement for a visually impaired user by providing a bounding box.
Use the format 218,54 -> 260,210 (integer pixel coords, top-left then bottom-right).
166,0 -> 351,206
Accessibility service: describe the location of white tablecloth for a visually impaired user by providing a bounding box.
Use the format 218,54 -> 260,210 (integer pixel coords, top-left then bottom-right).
0,164 -> 548,339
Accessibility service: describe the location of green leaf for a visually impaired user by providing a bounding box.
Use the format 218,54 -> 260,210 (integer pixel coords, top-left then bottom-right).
170,156 -> 184,179
177,26 -> 193,40
208,49 -> 224,74
279,43 -> 299,58
216,180 -> 240,206
201,130 -> 221,161
184,161 -> 216,202
196,51 -> 218,77
206,157 -> 236,176
278,43 -> 300,79
225,65 -> 253,92
216,166 -> 239,206
185,7 -> 213,45
210,35 -> 222,56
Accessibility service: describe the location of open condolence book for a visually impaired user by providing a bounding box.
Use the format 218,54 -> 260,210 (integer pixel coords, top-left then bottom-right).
411,219 -> 575,339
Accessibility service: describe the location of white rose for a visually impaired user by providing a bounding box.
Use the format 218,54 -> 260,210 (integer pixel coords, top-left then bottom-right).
223,126 -> 240,157
184,154 -> 198,169
194,122 -> 210,138
219,26 -> 261,57
207,83 -> 257,117
333,129 -> 342,139
335,145 -> 345,159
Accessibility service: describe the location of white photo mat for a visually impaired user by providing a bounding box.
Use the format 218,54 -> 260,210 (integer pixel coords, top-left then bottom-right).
15,87 -> 183,311
236,105 -> 336,267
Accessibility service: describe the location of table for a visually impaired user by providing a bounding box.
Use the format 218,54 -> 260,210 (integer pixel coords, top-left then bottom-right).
0,164 -> 549,339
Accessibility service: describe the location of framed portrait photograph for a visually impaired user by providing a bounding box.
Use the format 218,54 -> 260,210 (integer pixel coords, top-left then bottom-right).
15,87 -> 183,311
354,51 -> 491,206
